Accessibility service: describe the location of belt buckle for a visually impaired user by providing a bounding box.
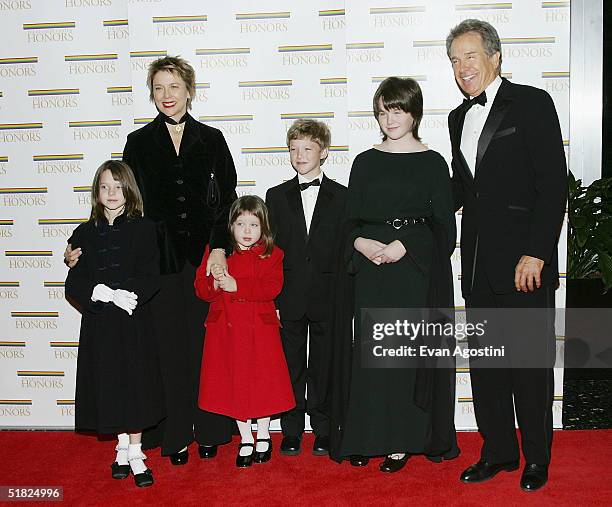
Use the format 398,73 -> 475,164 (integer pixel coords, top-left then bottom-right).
391,218 -> 403,230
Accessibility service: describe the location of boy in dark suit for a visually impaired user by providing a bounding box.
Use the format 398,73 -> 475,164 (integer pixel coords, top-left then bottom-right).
265,119 -> 346,456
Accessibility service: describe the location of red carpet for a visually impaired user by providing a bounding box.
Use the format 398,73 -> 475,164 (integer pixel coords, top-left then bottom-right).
1,430 -> 610,506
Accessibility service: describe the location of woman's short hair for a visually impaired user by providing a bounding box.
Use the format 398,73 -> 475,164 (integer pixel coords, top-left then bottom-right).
373,77 -> 423,141
90,160 -> 143,223
446,19 -> 502,74
228,195 -> 274,258
146,56 -> 196,109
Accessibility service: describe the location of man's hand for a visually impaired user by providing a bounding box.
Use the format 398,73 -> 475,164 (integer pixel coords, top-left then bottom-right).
354,237 -> 388,265
64,243 -> 82,268
372,240 -> 407,264
514,255 -> 545,292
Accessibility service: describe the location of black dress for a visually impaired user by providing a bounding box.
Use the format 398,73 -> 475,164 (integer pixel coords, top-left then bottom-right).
122,113 -> 237,454
65,215 -> 164,434
336,149 -> 457,458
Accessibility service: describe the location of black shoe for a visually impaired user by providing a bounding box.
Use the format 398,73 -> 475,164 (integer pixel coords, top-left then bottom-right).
280,435 -> 301,456
110,462 -> 130,480
460,460 -> 519,483
349,455 -> 369,467
520,463 -> 548,492
236,443 -> 254,468
254,438 -> 272,464
380,454 -> 410,473
169,448 -> 189,466
133,468 -> 154,488
426,447 -> 461,463
312,435 -> 330,456
198,444 -> 218,459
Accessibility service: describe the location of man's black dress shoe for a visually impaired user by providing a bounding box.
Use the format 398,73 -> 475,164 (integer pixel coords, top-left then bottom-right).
254,438 -> 272,464
169,448 -> 189,466
236,443 -> 254,468
110,462 -> 130,479
198,444 -> 217,459
460,460 -> 519,483
133,468 -> 154,488
379,454 -> 410,473
520,463 -> 548,492
349,455 -> 369,467
312,435 -> 330,456
280,435 -> 301,456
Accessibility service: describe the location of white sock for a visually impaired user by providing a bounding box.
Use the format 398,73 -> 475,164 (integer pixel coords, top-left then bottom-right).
255,417 -> 271,452
236,419 -> 254,456
115,433 -> 129,465
128,443 -> 147,475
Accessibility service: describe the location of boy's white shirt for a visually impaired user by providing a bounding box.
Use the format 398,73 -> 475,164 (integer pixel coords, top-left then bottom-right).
298,171 -> 323,234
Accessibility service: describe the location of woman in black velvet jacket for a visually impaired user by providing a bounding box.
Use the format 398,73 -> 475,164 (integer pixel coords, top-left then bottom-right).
68,56 -> 237,464
125,56 -> 238,464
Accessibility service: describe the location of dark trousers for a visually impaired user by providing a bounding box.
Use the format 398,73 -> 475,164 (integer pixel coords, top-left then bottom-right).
280,315 -> 330,437
142,263 -> 232,455
465,268 -> 555,465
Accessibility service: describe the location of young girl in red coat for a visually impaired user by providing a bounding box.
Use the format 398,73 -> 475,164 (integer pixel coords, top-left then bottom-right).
195,195 -> 295,468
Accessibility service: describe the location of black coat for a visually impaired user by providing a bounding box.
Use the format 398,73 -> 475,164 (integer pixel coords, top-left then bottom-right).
265,174 -> 347,321
65,215 -> 164,433
449,78 -> 567,295
123,113 -> 238,275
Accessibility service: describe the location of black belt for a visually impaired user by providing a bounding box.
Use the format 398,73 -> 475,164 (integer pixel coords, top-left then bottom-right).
362,217 -> 429,229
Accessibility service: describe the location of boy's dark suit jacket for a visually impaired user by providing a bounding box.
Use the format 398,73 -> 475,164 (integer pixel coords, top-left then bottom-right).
448,78 -> 567,295
265,174 -> 347,321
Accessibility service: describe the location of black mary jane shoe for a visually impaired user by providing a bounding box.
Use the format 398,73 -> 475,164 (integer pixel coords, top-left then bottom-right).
349,455 -> 370,467
198,444 -> 218,459
169,448 -> 189,466
379,454 -> 410,473
133,468 -> 154,488
254,438 -> 272,464
236,443 -> 255,468
110,461 -> 130,479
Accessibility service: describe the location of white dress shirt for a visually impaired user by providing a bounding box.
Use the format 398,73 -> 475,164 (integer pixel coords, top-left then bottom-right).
298,172 -> 322,234
460,75 -> 503,176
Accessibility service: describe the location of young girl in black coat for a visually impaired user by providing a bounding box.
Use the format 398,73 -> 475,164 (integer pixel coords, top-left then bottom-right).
65,160 -> 163,487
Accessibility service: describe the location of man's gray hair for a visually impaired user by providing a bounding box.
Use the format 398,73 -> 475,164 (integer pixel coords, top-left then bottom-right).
446,19 -> 502,74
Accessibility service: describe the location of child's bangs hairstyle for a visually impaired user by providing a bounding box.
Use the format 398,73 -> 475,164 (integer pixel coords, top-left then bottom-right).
228,195 -> 274,257
90,160 -> 144,223
286,119 -> 331,164
373,77 -> 423,141
146,55 -> 196,110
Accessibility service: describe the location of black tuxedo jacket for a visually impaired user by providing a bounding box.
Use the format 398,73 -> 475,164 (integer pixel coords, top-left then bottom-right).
448,78 -> 567,295
123,113 -> 237,275
265,174 -> 347,321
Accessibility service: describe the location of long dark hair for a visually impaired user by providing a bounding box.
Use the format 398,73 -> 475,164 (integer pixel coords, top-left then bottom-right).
90,160 -> 143,223
228,195 -> 274,258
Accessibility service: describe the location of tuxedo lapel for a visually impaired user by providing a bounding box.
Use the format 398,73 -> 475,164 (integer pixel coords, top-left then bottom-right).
179,114 -> 205,157
476,79 -> 513,171
308,175 -> 333,241
285,177 -> 308,243
451,106 -> 475,184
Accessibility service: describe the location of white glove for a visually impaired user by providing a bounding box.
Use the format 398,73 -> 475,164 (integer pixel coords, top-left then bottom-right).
112,289 -> 138,316
91,284 -> 114,303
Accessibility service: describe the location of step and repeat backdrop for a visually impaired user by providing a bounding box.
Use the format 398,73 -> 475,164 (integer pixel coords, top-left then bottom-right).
0,0 -> 569,429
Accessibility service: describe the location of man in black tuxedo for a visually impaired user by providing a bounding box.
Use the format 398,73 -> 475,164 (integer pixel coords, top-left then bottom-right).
446,20 -> 567,491
265,119 -> 346,456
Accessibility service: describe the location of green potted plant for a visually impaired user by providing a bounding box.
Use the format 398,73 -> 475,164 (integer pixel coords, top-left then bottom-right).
567,171 -> 612,300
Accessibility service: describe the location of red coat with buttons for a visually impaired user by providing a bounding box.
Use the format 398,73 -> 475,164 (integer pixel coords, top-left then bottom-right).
195,244 -> 295,421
